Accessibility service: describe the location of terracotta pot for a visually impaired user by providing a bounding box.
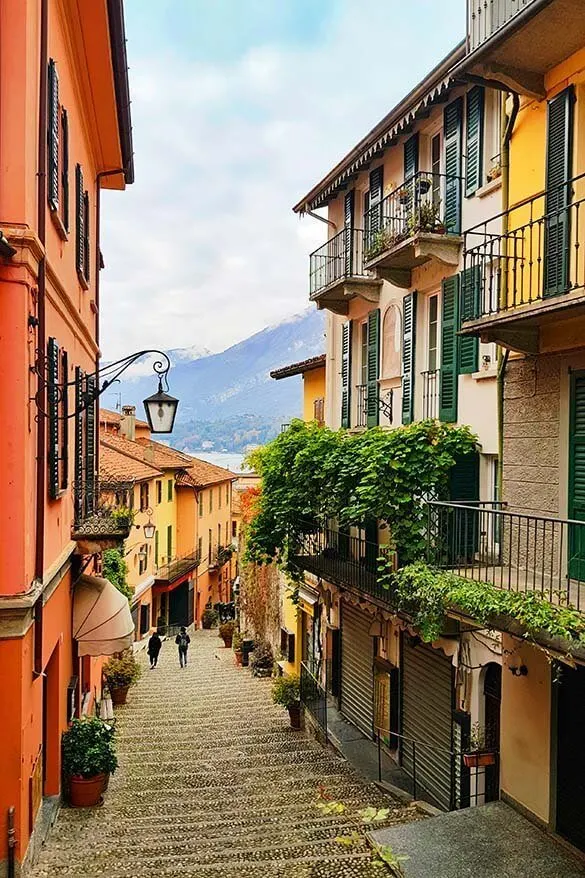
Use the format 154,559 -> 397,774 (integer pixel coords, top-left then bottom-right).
221,636 -> 233,649
111,685 -> 130,706
234,649 -> 243,667
102,773 -> 110,793
463,751 -> 496,768
69,774 -> 105,808
288,704 -> 302,730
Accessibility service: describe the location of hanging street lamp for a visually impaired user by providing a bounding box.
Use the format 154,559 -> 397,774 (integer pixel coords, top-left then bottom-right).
143,519 -> 156,540
143,383 -> 179,435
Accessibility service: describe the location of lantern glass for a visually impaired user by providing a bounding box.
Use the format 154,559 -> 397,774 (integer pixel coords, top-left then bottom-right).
143,521 -> 156,540
143,387 -> 179,434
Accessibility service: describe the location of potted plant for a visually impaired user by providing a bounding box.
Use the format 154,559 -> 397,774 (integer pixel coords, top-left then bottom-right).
62,717 -> 118,807
463,722 -> 497,768
250,641 -> 274,678
398,187 -> 410,205
417,177 -> 431,195
111,507 -> 135,531
219,620 -> 235,648
487,160 -> 502,182
202,607 -> 218,630
233,629 -> 244,666
103,651 -> 141,706
272,674 -> 302,729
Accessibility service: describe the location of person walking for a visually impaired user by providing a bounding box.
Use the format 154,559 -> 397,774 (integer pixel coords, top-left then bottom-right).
147,631 -> 162,669
176,627 -> 190,668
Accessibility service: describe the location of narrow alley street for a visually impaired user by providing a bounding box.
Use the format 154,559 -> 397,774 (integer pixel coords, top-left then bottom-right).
32,631 -> 419,878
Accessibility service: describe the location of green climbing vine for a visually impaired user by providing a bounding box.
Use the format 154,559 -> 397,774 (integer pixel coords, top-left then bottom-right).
102,548 -> 133,602
245,418 -> 478,569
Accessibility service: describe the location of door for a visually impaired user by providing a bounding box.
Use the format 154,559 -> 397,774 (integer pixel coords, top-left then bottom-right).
340,602 -> 374,737
556,664 -> 585,852
445,451 -> 480,564
401,636 -> 455,810
569,372 -> 585,580
169,581 -> 189,626
544,87 -> 573,298
483,663 -> 501,803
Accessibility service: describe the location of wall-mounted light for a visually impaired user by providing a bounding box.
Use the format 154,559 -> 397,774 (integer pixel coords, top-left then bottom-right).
509,664 -> 528,677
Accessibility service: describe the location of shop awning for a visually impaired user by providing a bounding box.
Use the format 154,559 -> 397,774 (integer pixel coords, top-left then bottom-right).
73,574 -> 134,657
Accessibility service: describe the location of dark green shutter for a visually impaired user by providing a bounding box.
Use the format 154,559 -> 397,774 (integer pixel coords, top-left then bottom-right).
167,525 -> 172,558
544,87 -> 573,297
155,530 -> 159,566
459,266 -> 480,374
465,87 -> 484,196
344,190 -> 354,276
439,276 -> 459,422
341,321 -> 352,428
85,377 -> 96,514
444,98 -> 463,234
75,164 -> 85,276
83,192 -> 90,283
402,292 -> 417,425
47,338 -> 60,499
74,367 -> 84,520
369,166 -> 384,237
447,452 -> 480,562
61,108 -> 69,231
404,134 -> 419,182
366,309 -> 380,428
60,349 -> 69,489
48,60 -> 59,211
569,372 -> 585,579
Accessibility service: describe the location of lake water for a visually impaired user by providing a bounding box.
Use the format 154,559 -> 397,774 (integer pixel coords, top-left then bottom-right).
187,450 -> 249,473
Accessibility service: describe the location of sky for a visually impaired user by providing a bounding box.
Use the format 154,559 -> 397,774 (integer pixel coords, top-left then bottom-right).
100,0 -> 465,360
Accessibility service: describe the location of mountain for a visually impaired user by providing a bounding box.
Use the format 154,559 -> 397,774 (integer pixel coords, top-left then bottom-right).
113,308 -> 325,452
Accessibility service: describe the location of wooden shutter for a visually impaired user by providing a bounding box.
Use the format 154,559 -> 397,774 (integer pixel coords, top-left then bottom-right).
544,87 -> 574,297
75,164 -> 85,277
368,166 -> 384,237
465,87 -> 484,196
459,266 -> 480,374
444,98 -> 463,234
366,309 -> 380,428
439,276 -> 459,422
48,60 -> 60,211
60,349 -> 69,489
61,109 -> 69,231
74,367 -> 84,519
85,376 -> 96,515
155,530 -> 159,566
401,291 -> 417,425
341,321 -> 352,428
47,338 -> 60,499
344,190 -> 354,276
83,192 -> 90,283
404,134 -> 419,182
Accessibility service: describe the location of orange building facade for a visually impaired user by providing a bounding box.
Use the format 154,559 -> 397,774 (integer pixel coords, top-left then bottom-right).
0,1 -> 133,872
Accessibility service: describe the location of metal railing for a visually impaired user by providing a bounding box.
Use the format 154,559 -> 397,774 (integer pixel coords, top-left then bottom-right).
291,524 -> 393,604
421,369 -> 440,419
363,171 -> 462,261
426,501 -> 585,612
300,662 -> 327,741
463,173 -> 585,322
309,227 -> 370,297
313,397 -> 325,426
355,384 -> 368,428
155,552 -> 200,584
72,476 -> 135,535
467,0 -> 535,52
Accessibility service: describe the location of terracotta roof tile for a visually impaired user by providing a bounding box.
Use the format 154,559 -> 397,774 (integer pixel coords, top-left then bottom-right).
100,442 -> 162,482
134,437 -> 194,469
99,408 -> 149,429
270,353 -> 326,380
175,457 -> 237,489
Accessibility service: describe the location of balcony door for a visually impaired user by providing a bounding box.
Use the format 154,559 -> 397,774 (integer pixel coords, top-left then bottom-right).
544,87 -> 573,298
568,372 -> 585,581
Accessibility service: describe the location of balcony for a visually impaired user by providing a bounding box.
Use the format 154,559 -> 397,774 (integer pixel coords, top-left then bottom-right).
309,228 -> 382,315
461,174 -> 585,353
72,478 -> 134,553
462,0 -> 585,98
363,172 -> 462,289
421,370 -> 440,419
354,384 -> 393,429
291,524 -> 394,605
355,385 -> 368,428
208,544 -> 234,572
426,501 -> 585,619
155,552 -> 200,586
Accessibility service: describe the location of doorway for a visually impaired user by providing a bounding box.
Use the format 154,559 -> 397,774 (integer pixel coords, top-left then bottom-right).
556,664 -> 585,852
483,663 -> 501,803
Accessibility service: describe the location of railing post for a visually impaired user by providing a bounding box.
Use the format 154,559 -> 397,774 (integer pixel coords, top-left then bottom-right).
412,742 -> 417,801
378,734 -> 382,783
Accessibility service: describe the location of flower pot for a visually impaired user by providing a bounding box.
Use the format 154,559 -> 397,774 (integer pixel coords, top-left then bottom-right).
101,773 -> 110,793
69,774 -> 106,807
253,666 -> 273,678
399,193 -> 409,205
221,635 -> 233,649
110,685 -> 130,706
417,179 -> 431,195
288,704 -> 302,730
234,648 -> 243,667
463,751 -> 496,768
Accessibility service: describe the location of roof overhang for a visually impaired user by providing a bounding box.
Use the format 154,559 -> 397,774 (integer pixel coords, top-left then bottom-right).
270,354 -> 326,380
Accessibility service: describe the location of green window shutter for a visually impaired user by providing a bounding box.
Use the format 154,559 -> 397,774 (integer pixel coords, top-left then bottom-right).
48,60 -> 59,211
47,337 -> 60,499
439,276 -> 459,422
61,109 -> 69,231
465,86 -> 484,196
168,478 -> 173,501
167,525 -> 172,558
401,291 -> 417,425
154,530 -> 159,567
85,377 -> 96,514
75,164 -> 85,277
404,134 -> 419,182
368,166 -> 384,237
60,349 -> 69,489
83,192 -> 90,284
444,98 -> 463,234
341,320 -> 352,428
459,266 -> 480,374
544,86 -> 574,297
344,190 -> 354,276
366,309 -> 380,428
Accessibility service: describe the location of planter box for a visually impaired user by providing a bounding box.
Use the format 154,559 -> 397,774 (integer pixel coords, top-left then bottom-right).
463,751 -> 496,768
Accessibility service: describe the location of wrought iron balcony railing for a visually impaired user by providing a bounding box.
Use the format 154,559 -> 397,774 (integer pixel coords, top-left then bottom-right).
363,171 -> 462,263
155,552 -> 200,585
426,501 -> 585,613
355,384 -> 393,428
72,476 -> 135,541
355,385 -> 368,428
467,0 -> 535,52
463,173 -> 585,324
309,228 -> 370,297
421,369 -> 440,419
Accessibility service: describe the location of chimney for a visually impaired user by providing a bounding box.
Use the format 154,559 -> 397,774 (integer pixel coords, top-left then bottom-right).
120,405 -> 136,441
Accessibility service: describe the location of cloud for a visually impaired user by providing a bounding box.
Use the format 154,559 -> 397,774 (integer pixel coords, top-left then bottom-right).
100,0 -> 464,360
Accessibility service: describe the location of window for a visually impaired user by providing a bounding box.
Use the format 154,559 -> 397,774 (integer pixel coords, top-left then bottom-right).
232,520 -> 237,539
428,295 -> 439,372
226,521 -> 229,545
138,544 -> 148,576
47,60 -> 60,213
47,338 -> 69,498
208,529 -> 212,563
226,484 -> 230,506
219,486 -> 222,509
167,478 -> 173,501
431,133 -> 441,208
154,530 -> 159,567
73,368 -> 96,519
140,482 -> 149,512
75,165 -> 90,286
209,489 -> 213,513
198,536 -> 202,560
360,322 -> 368,387
198,492 -> 203,517
156,481 -> 162,504
218,523 -> 221,548
465,86 -> 485,196
61,109 -> 69,231
166,525 -> 172,560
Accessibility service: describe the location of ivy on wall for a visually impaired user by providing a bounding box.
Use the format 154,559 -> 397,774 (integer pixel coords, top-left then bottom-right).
102,548 -> 133,602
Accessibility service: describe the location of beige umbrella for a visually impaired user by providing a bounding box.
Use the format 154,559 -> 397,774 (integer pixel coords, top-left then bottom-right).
73,574 -> 135,657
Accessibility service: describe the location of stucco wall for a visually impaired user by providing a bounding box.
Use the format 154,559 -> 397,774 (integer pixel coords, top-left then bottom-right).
302,367 -> 326,422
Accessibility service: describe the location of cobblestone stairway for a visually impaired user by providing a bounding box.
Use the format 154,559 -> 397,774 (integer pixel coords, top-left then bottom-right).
32,630 -> 420,877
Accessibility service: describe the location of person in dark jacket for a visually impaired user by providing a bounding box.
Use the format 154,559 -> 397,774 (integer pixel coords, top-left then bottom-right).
147,631 -> 162,668
175,627 -> 191,668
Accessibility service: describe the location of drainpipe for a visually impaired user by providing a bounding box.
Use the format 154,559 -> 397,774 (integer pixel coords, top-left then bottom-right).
7,807 -> 15,878
303,205 -> 337,232
497,92 -> 520,498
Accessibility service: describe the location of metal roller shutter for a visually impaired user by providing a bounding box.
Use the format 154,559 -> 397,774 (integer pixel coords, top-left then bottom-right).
340,602 -> 374,737
401,636 -> 454,810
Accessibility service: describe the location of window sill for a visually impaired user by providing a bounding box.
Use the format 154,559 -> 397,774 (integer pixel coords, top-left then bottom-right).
475,177 -> 502,199
472,367 -> 498,381
50,209 -> 69,241
77,270 -> 89,291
